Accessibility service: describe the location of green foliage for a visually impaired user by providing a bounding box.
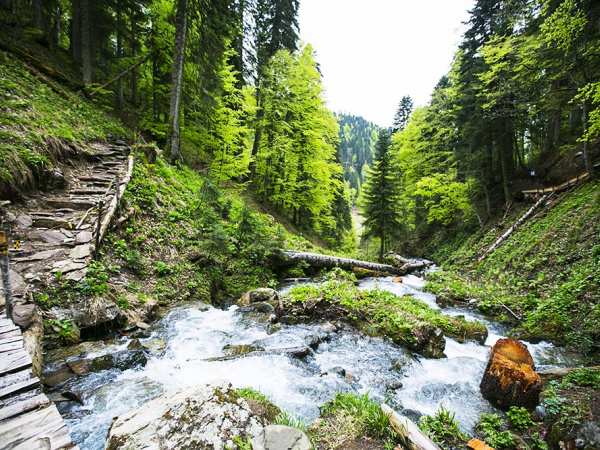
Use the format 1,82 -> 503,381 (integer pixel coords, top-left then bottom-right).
561,368 -> 600,389
274,412 -> 308,432
154,261 -> 173,277
337,113 -> 379,197
45,319 -> 79,345
427,180 -> 600,352
254,45 -> 344,239
476,413 -> 515,449
0,50 -> 125,192
506,407 -> 534,432
78,261 -> 111,296
419,407 -> 468,449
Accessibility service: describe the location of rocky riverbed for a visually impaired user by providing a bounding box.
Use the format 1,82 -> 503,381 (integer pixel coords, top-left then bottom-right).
44,271 -> 581,449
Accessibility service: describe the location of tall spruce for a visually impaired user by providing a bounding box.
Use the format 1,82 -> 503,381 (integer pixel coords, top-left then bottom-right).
392,96 -> 414,133
361,129 -> 401,260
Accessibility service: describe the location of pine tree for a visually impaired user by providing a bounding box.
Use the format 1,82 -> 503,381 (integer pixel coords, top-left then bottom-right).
361,129 -> 401,261
392,96 -> 413,133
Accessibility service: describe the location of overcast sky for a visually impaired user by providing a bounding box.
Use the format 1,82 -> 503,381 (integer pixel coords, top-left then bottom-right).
299,0 -> 475,127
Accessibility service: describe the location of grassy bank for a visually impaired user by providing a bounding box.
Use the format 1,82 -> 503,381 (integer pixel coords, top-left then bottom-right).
0,50 -> 126,196
424,181 -> 600,355
39,154 -> 320,331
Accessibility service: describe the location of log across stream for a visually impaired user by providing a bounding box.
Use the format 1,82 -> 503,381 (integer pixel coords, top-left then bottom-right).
44,271 -> 581,450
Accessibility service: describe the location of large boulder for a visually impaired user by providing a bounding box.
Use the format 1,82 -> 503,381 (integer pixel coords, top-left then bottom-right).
106,384 -> 266,450
238,288 -> 279,307
252,425 -> 311,450
480,338 -> 542,409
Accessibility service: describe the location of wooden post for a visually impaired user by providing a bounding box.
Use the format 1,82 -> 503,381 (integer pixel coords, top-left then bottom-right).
94,199 -> 104,258
115,174 -> 121,214
0,230 -> 13,320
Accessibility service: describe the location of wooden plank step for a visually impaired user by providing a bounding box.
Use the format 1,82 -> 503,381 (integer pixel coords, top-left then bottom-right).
0,393 -> 49,421
0,376 -> 39,399
0,404 -> 77,449
0,338 -> 24,353
0,350 -> 32,376
0,328 -> 21,339
0,323 -> 18,334
0,368 -> 33,390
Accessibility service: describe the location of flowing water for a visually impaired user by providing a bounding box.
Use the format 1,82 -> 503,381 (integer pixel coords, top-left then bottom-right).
49,271 -> 580,450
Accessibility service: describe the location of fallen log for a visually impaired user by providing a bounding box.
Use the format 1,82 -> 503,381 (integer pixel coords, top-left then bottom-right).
478,193 -> 551,262
381,404 -> 440,450
278,251 -> 405,275
385,253 -> 433,272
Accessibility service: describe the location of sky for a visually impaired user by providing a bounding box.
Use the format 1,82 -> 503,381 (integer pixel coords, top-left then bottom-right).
299,0 -> 475,127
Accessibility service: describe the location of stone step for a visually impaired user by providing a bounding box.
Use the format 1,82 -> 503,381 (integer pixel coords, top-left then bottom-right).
45,198 -> 96,210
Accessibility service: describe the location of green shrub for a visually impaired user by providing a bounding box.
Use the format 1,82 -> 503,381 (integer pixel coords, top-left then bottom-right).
506,407 -> 534,432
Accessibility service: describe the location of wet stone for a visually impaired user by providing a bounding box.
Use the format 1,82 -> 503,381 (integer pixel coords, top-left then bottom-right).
75,231 -> 93,244
252,425 -> 311,450
69,244 -> 91,260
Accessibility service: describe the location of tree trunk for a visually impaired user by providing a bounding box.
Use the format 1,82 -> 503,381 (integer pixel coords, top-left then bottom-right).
32,0 -> 43,30
80,0 -> 92,85
130,8 -> 139,105
116,0 -> 124,111
50,3 -> 61,49
249,91 -> 264,176
582,102 -> 595,178
70,0 -> 81,63
168,0 -> 188,163
278,251 -> 406,275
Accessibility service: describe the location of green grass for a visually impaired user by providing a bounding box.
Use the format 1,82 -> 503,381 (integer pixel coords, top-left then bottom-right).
0,50 -> 125,193
425,181 -> 600,354
309,393 -> 401,450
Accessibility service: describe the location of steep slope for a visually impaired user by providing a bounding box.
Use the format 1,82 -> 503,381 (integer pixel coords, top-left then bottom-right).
426,181 -> 600,355
0,50 -> 126,199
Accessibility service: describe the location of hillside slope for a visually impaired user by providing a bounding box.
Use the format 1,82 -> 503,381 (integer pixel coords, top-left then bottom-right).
426,181 -> 600,355
0,49 -> 126,198
0,51 -> 317,346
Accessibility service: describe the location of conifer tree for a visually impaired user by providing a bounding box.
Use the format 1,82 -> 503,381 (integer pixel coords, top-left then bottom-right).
392,96 -> 414,133
361,129 -> 401,260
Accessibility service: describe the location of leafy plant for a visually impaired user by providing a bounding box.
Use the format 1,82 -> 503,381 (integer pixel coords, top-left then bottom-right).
507,406 -> 534,432
476,413 -> 515,449
419,407 -> 468,449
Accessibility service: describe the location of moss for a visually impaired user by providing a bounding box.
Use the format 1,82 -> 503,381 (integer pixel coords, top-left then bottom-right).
234,388 -> 282,423
284,276 -> 488,351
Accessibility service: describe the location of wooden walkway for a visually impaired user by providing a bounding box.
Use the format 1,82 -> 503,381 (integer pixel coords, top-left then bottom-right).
522,162 -> 599,196
0,317 -> 77,449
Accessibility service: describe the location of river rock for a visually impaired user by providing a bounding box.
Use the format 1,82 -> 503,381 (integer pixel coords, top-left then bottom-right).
252,425 -> 311,450
410,325 -> 445,359
223,344 -> 265,356
12,303 -> 36,328
480,338 -> 542,409
52,296 -> 122,332
238,288 -> 279,307
105,384 -> 266,450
